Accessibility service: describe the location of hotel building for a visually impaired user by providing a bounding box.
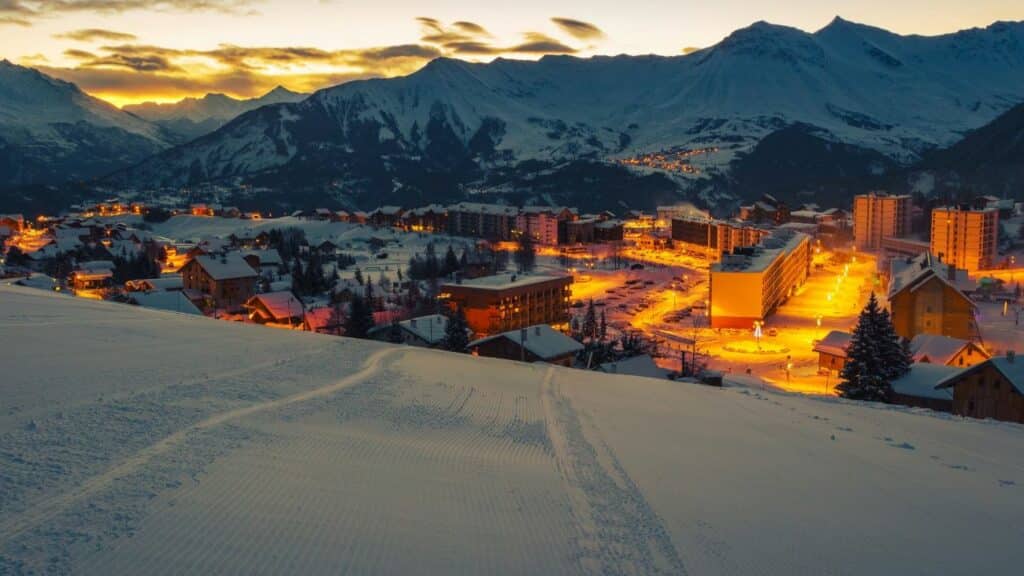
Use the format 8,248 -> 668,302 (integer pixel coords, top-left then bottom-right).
440,273 -> 573,336
709,231 -> 812,328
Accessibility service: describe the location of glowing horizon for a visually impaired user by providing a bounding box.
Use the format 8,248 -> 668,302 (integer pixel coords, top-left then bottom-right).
2,0 -> 1022,107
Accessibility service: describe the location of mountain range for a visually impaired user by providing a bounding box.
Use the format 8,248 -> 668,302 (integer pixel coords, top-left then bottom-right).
124,87 -> 307,142
111,17 -> 1024,211
2,17 -> 1023,213
0,59 -> 171,190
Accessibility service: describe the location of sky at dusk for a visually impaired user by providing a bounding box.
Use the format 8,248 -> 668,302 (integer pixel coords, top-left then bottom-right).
2,0 -> 1022,106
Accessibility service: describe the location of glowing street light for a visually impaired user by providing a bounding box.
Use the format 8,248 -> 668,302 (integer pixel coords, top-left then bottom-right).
753,320 -> 763,349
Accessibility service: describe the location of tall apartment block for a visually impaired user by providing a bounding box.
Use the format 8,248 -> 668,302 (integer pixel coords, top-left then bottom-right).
852,192 -> 912,251
930,206 -> 999,273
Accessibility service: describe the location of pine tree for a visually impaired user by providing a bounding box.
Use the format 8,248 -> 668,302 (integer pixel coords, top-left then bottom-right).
353,267 -> 364,286
582,299 -> 598,340
443,245 -> 459,276
443,306 -> 470,352
877,307 -> 911,381
599,310 -> 608,341
837,293 -> 893,402
344,294 -> 375,339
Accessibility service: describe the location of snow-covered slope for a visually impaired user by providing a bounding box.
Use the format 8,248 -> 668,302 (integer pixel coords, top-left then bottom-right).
124,86 -> 308,142
2,285 -> 1023,574
0,60 -> 170,188
117,18 -> 1024,194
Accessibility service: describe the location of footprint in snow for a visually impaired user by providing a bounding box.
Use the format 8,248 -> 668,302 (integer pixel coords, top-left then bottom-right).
888,441 -> 915,450
998,480 -> 1016,487
948,464 -> 973,471
836,426 -> 853,432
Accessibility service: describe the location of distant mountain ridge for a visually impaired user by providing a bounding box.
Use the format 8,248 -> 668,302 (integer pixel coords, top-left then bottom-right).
110,17 -> 1024,209
124,86 -> 308,142
0,59 -> 170,189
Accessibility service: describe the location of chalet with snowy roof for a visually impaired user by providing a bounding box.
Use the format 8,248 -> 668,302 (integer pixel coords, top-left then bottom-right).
350,211 -> 368,224
890,362 -> 958,413
70,261 -> 115,297
469,324 -> 583,366
241,249 -> 284,274
909,334 -> 989,368
813,330 -> 852,374
129,291 -> 203,316
245,291 -> 304,326
888,253 -> 977,341
936,353 -> 1024,423
369,206 -> 405,228
368,314 -> 455,348
598,355 -> 671,379
125,275 -> 184,293
302,306 -> 344,335
314,208 -> 335,221
180,254 -> 257,310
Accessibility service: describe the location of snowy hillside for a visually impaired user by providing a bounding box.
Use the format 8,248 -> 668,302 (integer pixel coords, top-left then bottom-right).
124,86 -> 308,142
0,60 -> 170,188
2,285 -> 1023,574
116,18 -> 1024,202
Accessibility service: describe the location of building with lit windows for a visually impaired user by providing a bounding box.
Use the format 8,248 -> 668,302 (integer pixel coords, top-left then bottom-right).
516,206 -> 576,246
446,202 -> 519,241
671,217 -> 771,260
439,273 -> 573,336
853,192 -> 912,251
709,231 -> 811,328
929,206 -> 999,273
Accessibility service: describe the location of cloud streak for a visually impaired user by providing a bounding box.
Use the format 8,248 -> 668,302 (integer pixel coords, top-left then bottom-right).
551,17 -> 605,40
1,0 -> 259,25
37,14 -> 607,105
54,28 -> 138,41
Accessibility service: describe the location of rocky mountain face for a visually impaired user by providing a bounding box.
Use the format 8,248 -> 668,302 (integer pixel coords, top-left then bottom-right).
123,87 -> 308,142
0,59 -> 170,189
108,18 -> 1024,211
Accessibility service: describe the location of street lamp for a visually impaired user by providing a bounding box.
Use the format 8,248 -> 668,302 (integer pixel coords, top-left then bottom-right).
753,320 -> 763,349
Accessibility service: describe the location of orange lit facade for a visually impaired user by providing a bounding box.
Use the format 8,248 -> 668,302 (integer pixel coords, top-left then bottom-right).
853,192 -> 911,252
440,274 -> 573,336
930,206 -> 999,273
709,232 -> 811,328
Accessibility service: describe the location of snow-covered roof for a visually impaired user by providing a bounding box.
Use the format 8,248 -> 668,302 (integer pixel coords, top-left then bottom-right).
937,355 -> 1024,395
371,206 -> 404,216
400,314 -> 449,345
470,325 -> 583,360
125,276 -> 183,292
813,330 -> 852,357
246,291 -> 303,320
891,363 -> 959,400
598,355 -> 670,379
888,253 -> 974,301
910,334 -> 985,366
190,254 -> 257,281
446,273 -> 571,291
448,202 -> 518,216
130,291 -> 202,316
241,248 -> 283,267
79,260 -> 115,273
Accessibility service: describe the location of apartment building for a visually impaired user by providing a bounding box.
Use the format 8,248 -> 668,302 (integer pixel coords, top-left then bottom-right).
930,206 -> 999,273
447,202 -> 519,241
709,231 -> 812,328
439,273 -> 573,336
516,206 -> 575,246
853,192 -> 912,251
671,217 -> 771,261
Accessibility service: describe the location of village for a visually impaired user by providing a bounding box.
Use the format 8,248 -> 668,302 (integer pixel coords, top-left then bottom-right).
2,191 -> 1023,423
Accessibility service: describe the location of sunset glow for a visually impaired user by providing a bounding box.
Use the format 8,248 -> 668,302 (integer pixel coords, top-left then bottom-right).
2,0 -> 1022,106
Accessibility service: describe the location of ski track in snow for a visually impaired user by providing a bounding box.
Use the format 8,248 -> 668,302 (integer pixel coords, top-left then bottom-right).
0,347 -> 399,563
541,367 -> 687,575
